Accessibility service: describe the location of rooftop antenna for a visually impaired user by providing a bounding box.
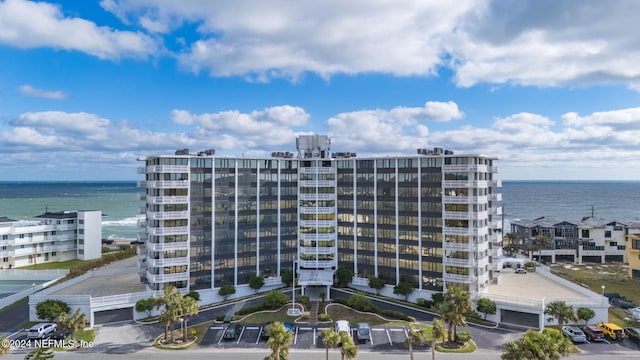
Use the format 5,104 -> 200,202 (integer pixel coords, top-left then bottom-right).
590,205 -> 595,218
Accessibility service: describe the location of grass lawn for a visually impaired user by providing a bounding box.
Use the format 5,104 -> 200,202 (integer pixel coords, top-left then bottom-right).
325,304 -> 391,325
20,259 -> 85,270
237,307 -> 301,324
549,262 -> 640,327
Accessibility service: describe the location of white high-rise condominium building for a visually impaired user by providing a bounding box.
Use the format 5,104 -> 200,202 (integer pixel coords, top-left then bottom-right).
137,135 -> 502,302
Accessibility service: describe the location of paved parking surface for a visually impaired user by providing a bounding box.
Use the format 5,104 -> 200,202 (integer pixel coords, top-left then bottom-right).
200,323 -> 430,352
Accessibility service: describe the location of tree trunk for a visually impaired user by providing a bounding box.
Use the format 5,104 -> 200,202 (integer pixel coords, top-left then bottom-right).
409,341 -> 414,360
183,317 -> 189,342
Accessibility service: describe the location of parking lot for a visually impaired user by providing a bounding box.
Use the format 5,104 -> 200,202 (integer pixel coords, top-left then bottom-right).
199,323 -> 430,352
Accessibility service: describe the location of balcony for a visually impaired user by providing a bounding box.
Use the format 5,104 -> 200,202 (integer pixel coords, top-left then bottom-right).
147,257 -> 190,267
489,166 -> 499,173
146,180 -> 189,189
299,180 -> 336,187
146,165 -> 189,173
442,180 -> 488,188
442,164 -> 488,173
443,257 -> 475,267
149,226 -> 189,236
443,242 -> 472,251
489,193 -> 502,201
139,193 -> 147,201
300,167 -> 333,174
145,271 -> 189,283
299,193 -> 335,201
477,256 -> 490,268
490,179 -> 502,187
443,195 -> 488,205
298,260 -> 335,268
146,211 -> 189,220
300,206 -> 335,214
299,247 -> 336,255
147,241 -> 189,252
443,227 -> 489,237
137,166 -> 146,174
443,273 -> 472,284
148,196 -> 189,204
136,246 -> 148,256
299,220 -> 336,227
300,233 -> 336,241
137,219 -> 147,228
490,207 -> 503,216
14,247 -> 35,256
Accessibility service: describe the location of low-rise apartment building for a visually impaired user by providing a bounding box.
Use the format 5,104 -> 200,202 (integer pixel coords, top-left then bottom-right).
510,217 -> 628,264
0,211 -> 102,268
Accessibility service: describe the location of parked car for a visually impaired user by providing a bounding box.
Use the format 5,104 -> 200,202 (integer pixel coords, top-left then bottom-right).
598,323 -> 625,341
605,293 -> 636,309
515,268 -> 527,274
355,323 -> 371,343
579,325 -> 605,342
334,320 -> 351,346
624,327 -> 640,344
26,323 -> 57,339
261,322 -> 293,340
223,323 -> 242,340
562,326 -> 587,343
47,330 -> 66,340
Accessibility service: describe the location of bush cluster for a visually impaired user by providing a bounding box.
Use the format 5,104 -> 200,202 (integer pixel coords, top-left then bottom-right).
66,248 -> 137,279
236,303 -> 268,315
337,296 -> 414,322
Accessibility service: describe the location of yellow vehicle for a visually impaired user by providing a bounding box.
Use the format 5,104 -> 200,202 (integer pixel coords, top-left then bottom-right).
597,323 -> 624,341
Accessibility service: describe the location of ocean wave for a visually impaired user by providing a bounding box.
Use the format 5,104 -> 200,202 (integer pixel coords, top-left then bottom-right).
102,216 -> 140,226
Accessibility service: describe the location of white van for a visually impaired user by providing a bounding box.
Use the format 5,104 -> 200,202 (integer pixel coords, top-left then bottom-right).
26,323 -> 57,339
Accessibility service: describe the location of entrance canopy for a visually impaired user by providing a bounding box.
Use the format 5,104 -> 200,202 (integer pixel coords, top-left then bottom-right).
298,270 -> 334,286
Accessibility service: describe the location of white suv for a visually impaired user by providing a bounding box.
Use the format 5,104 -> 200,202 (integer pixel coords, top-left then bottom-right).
334,320 -> 351,345
26,323 -> 57,339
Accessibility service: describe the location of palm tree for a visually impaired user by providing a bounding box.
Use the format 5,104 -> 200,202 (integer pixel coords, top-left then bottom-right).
339,332 -> 358,360
443,287 -> 471,342
438,302 -> 455,344
405,324 -> 427,360
534,235 -> 550,262
157,285 -> 183,343
24,348 -> 54,360
502,328 -> 571,360
544,300 -> 576,329
431,319 -> 445,360
60,309 -> 87,340
179,295 -> 199,342
321,329 -> 341,360
267,322 -> 293,360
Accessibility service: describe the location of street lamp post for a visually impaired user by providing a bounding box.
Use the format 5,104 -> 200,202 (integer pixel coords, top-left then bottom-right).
287,259 -> 301,316
601,285 -> 606,305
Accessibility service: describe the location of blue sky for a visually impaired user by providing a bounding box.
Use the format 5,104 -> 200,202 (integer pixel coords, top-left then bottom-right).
1,0 -> 640,181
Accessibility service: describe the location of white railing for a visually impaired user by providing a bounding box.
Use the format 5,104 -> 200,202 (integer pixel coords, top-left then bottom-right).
263,276 -> 282,286
351,276 -> 369,287
300,167 -> 333,174
149,226 -> 189,236
442,180 -> 488,188
299,247 -> 336,255
443,273 -> 472,284
147,211 -> 189,220
489,193 -> 502,201
147,257 -> 190,267
137,180 -> 146,187
479,294 -> 543,309
299,233 -> 336,241
444,257 -> 475,267
14,247 -> 35,256
443,211 -> 469,220
147,241 -> 189,252
489,166 -> 499,173
146,180 -> 189,189
146,165 -> 189,173
299,260 -> 335,268
476,241 -> 490,253
477,256 -> 490,268
442,164 -> 488,173
490,179 -> 502,187
299,220 -> 336,227
299,193 -> 335,201
443,242 -> 473,251
299,180 -> 336,187
148,196 -> 189,204
145,271 -> 189,283
137,219 -> 147,228
300,207 -> 335,214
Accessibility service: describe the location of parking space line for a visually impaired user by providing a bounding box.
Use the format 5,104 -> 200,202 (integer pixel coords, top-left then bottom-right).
385,328 -> 393,345
257,327 -> 264,344
299,327 -> 312,330
246,326 -> 259,330
236,326 -> 246,344
217,327 -> 226,345
313,328 -> 316,346
294,326 -> 299,345
210,326 -> 224,330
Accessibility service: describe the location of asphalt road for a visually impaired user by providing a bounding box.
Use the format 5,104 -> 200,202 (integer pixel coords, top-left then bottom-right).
0,297 -> 29,337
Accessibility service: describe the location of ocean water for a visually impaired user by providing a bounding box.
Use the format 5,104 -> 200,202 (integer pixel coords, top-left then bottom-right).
1,181 -> 639,240
0,181 -> 142,240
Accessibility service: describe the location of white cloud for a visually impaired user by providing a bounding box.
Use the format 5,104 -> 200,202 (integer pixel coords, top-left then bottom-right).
94,0 -> 640,89
17,85 -> 67,100
0,0 -> 158,60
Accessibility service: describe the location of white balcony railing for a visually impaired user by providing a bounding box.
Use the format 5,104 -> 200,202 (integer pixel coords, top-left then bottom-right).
442,164 -> 488,173
443,273 -> 472,284
146,211 -> 189,220
299,180 -> 336,187
443,242 -> 473,251
299,247 -> 336,255
148,196 -> 189,205
299,233 -> 336,241
147,257 -> 190,267
489,193 -> 502,202
299,193 -> 335,201
146,165 -> 189,173
299,206 -> 335,214
443,257 -> 475,267
147,241 -> 189,252
146,271 -> 189,283
146,180 -> 189,189
300,167 -> 333,174
149,226 -> 189,236
298,260 -> 335,268
299,220 -> 336,228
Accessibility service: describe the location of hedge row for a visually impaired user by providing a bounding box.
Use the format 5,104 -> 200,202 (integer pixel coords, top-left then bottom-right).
65,247 -> 137,279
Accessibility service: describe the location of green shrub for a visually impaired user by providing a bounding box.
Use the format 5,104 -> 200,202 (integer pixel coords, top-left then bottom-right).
347,295 -> 373,312
457,331 -> 472,343
216,315 -> 225,322
407,316 -> 416,323
263,290 -> 289,309
237,303 -> 267,315
318,314 -> 331,321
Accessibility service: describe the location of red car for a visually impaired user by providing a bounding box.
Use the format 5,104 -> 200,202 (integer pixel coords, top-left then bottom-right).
579,325 -> 605,342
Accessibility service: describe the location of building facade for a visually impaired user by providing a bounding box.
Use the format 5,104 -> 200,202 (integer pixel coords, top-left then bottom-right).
137,135 -> 502,302
510,217 -> 628,264
0,211 -> 102,268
